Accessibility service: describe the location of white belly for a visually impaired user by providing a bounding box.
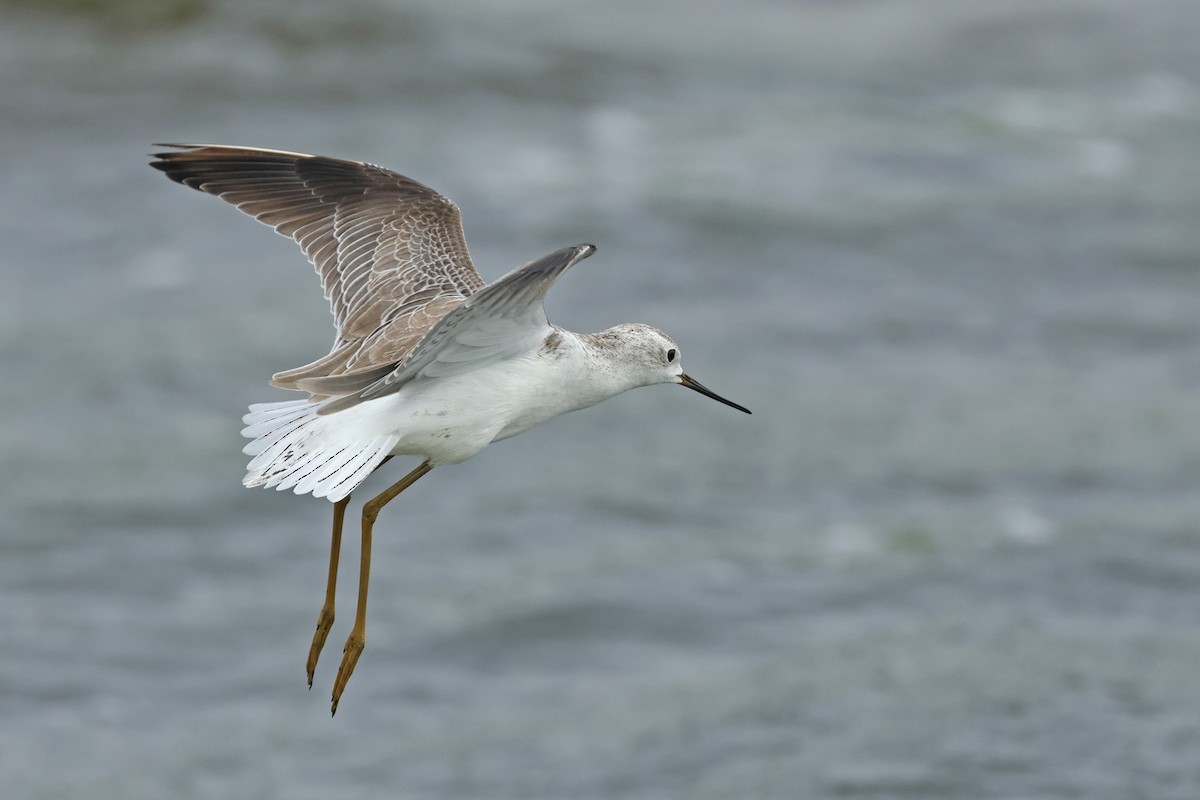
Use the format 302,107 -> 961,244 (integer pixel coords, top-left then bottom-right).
366,352 -> 593,465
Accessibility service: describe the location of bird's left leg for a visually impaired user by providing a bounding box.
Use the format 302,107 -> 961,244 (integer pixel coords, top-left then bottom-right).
331,460 -> 432,715
306,494 -> 351,687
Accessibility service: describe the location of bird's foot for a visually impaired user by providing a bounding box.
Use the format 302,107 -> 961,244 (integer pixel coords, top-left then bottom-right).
330,632 -> 364,715
306,603 -> 335,688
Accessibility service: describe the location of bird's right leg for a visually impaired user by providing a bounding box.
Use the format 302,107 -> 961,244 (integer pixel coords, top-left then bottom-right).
308,457 -> 394,686
306,494 -> 351,687
331,460 -> 432,715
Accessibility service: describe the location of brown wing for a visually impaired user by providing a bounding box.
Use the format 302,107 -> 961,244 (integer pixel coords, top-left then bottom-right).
313,244 -> 596,415
150,144 -> 486,391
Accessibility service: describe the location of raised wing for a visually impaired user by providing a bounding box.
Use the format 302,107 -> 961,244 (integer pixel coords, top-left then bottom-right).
150,144 -> 485,386
312,244 -> 596,415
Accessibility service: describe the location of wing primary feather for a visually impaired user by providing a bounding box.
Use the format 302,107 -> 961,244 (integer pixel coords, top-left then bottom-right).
149,144 -> 486,386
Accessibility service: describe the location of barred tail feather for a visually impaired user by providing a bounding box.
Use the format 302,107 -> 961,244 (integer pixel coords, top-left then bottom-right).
242,399 -> 312,442
240,400 -> 397,501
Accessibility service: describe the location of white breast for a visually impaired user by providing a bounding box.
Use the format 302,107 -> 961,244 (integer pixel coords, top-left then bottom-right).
373,332 -> 601,465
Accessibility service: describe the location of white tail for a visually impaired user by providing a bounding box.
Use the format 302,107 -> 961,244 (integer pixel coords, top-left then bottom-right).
241,400 -> 397,501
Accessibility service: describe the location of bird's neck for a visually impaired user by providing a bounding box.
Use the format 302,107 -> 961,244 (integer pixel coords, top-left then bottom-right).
566,328 -> 646,409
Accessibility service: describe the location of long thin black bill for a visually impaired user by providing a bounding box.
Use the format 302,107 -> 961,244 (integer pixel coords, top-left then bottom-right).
679,374 -> 751,414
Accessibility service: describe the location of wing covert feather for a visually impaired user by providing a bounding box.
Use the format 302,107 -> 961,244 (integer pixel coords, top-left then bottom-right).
314,244 -> 596,415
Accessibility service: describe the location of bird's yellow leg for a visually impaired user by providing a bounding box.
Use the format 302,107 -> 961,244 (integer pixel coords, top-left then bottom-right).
331,460 -> 433,715
306,494 -> 351,687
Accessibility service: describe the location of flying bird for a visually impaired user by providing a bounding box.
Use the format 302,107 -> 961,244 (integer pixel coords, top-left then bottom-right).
150,144 -> 750,713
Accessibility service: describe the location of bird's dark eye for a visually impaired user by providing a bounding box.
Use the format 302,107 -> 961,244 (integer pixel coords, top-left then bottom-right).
666,348 -> 677,363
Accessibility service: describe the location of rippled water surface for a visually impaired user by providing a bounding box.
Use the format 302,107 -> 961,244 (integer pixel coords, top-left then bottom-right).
2,1 -> 1199,797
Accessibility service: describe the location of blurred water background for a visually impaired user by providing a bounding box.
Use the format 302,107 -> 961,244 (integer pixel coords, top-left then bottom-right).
2,0 -> 1199,797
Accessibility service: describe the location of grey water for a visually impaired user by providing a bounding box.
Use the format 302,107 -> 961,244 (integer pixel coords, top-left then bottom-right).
2,0 -> 1199,797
